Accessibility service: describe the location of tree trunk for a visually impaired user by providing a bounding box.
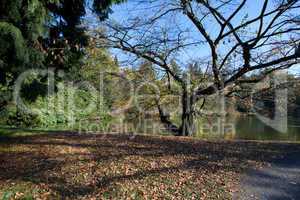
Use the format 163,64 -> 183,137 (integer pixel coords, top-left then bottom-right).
156,86 -> 195,136
180,112 -> 194,136
156,101 -> 181,135
179,88 -> 194,136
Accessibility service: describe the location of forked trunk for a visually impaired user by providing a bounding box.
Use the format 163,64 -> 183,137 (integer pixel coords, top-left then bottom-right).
179,88 -> 195,136
180,112 -> 194,136
156,86 -> 195,136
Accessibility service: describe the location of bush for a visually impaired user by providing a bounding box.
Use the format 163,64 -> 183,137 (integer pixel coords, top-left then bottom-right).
1,82 -> 110,129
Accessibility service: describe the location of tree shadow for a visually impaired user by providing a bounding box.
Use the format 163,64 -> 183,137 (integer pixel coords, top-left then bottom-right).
238,152 -> 300,199
0,132 -> 300,198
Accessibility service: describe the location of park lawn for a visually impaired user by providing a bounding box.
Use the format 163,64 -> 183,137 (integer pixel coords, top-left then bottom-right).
0,131 -> 300,200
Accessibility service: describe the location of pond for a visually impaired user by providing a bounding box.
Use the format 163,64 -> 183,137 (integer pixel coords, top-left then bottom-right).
128,115 -> 300,142
195,115 -> 300,141
1,115 -> 299,142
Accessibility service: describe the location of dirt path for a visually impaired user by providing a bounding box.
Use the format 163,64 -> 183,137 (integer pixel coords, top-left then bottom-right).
236,152 -> 300,200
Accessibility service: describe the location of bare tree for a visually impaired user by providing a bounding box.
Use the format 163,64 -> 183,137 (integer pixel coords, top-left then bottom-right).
96,0 -> 300,136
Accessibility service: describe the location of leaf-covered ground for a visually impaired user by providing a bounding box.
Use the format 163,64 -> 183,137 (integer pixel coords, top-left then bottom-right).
0,132 -> 300,200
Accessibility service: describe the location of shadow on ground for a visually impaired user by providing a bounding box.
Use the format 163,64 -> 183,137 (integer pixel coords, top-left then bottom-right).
236,152 -> 300,200
1,132 -> 300,199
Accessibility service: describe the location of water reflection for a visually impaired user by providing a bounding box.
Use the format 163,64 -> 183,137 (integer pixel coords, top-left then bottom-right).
233,115 -> 300,141
197,115 -> 300,141
129,115 -> 300,141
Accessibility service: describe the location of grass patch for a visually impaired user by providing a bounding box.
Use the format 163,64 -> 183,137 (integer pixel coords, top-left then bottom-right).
0,183 -> 39,200
0,127 -> 46,137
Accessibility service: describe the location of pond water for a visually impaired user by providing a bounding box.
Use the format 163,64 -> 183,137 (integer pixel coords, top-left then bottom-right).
2,115 -> 299,142
129,115 -> 300,141
195,115 -> 300,141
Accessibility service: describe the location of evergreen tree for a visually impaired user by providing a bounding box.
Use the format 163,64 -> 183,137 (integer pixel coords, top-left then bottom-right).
0,0 -> 126,84
0,0 -> 125,123
45,0 -> 126,76
0,0 -> 50,84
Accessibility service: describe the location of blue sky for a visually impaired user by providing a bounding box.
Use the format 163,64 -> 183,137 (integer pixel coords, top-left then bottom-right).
86,0 -> 300,74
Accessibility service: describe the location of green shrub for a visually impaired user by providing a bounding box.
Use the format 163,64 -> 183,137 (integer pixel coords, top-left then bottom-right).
1,82 -> 110,129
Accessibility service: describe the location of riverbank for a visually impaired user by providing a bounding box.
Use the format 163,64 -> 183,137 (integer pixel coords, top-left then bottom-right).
1,131 -> 300,199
